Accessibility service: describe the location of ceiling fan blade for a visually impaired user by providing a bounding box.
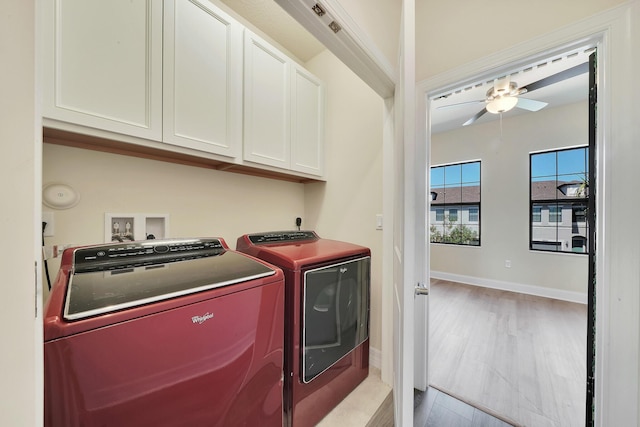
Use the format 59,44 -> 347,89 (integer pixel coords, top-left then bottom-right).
521,62 -> 588,93
516,97 -> 548,112
437,99 -> 485,110
463,108 -> 488,126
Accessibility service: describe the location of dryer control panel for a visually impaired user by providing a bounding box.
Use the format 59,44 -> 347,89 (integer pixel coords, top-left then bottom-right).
247,231 -> 318,245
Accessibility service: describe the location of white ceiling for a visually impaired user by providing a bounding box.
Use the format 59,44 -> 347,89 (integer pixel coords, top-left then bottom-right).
218,0 -> 591,135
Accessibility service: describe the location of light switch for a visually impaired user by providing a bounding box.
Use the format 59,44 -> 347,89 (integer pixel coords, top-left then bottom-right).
376,214 -> 383,230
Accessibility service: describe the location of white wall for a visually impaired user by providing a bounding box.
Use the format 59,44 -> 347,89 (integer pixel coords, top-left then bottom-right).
42,143 -> 305,297
0,0 -> 41,425
416,0 -> 626,81
431,102 -> 588,298
304,49 -> 385,355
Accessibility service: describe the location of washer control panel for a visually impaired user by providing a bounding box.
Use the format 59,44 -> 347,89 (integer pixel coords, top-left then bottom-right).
73,238 -> 226,273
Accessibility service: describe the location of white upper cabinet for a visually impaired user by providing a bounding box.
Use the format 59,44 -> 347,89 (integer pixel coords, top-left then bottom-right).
42,1 -> 324,179
243,30 -> 324,177
291,65 -> 324,176
42,0 -> 162,140
162,0 -> 242,157
243,30 -> 291,170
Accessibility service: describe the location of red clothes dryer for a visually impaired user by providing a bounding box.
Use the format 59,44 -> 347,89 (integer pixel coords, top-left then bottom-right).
236,231 -> 370,427
44,238 -> 285,427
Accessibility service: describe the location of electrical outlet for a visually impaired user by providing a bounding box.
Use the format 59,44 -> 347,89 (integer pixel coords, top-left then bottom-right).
42,211 -> 54,237
505,260 -> 511,268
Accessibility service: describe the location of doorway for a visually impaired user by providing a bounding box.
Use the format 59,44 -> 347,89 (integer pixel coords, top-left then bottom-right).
424,45 -> 596,426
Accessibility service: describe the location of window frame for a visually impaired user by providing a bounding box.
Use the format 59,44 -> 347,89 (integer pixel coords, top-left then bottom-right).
430,160 -> 481,246
529,146 -> 589,254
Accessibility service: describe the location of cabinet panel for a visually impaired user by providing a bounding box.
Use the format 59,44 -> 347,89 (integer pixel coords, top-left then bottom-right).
243,31 -> 291,169
291,66 -> 324,176
43,0 -> 162,140
42,2 -> 325,181
163,0 -> 242,157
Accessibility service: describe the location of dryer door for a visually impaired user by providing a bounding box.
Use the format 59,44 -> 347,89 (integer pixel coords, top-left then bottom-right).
302,256 -> 370,383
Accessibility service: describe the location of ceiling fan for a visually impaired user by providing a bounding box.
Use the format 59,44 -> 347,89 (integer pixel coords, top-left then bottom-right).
438,62 -> 589,126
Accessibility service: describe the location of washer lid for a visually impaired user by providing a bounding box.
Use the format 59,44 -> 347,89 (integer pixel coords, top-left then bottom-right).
64,251 -> 275,321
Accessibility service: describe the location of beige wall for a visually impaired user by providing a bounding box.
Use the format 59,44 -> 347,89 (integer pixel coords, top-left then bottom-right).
1,0 -> 41,425
431,102 -> 588,295
304,49 -> 385,352
337,0 -> 400,70
42,144 -> 305,296
416,0 -> 626,82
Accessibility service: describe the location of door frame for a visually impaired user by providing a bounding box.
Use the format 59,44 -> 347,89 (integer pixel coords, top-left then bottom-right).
274,1 -> 639,425
419,41 -> 597,420
416,5 -> 639,424
391,1 -> 418,425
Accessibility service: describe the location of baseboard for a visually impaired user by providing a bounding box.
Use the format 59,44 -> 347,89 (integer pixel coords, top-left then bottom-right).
430,271 -> 587,304
369,346 -> 381,370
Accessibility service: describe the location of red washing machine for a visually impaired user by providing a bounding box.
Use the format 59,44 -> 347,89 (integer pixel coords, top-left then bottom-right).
236,231 -> 370,427
44,238 -> 285,427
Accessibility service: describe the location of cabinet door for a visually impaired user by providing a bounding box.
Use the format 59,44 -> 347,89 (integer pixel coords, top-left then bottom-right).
42,0 -> 162,140
243,30 -> 291,169
163,0 -> 242,157
291,65 -> 324,176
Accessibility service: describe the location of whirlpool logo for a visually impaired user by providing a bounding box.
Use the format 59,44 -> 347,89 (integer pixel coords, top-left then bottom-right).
191,312 -> 214,325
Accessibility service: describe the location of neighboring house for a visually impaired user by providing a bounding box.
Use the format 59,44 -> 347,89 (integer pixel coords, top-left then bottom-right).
429,180 -> 588,252
429,185 -> 480,245
531,180 -> 588,252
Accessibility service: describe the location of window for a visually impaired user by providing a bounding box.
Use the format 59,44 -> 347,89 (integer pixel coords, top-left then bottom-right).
469,207 -> 479,222
430,160 -> 480,246
532,205 -> 542,223
530,147 -> 589,254
572,204 -> 587,223
548,205 -> 562,223
572,236 -> 587,253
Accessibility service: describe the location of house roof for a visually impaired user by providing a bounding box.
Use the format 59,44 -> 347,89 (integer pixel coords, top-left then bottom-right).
430,185 -> 479,205
531,180 -> 588,201
430,180 -> 587,205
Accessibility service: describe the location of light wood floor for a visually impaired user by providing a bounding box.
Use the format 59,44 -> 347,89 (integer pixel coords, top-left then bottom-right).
428,279 -> 587,427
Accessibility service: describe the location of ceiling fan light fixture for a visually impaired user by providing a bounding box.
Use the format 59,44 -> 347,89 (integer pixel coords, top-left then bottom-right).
486,96 -> 518,114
